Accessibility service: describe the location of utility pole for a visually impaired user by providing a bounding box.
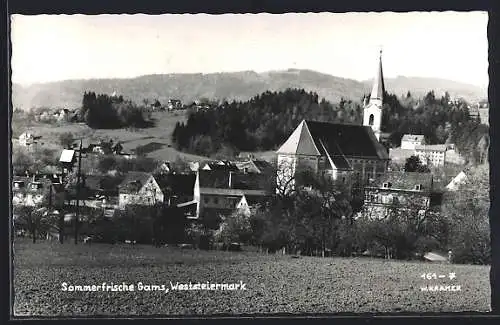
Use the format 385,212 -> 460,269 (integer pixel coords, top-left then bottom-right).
74,139 -> 83,244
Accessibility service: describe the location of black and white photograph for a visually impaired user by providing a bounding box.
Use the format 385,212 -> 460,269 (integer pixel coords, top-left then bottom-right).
9,11 -> 492,316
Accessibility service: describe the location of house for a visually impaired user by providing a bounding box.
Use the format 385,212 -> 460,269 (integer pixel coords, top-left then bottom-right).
167,99 -> 183,110
276,52 -> 389,193
12,176 -> 65,208
235,194 -> 267,216
81,174 -> 123,198
446,171 -> 468,191
201,161 -> 239,172
33,173 -> 63,184
157,161 -> 172,174
234,159 -> 274,175
444,146 -> 465,165
18,132 -> 35,146
59,149 -> 77,173
118,152 -> 137,160
55,109 -> 69,122
66,174 -> 121,210
193,170 -> 272,219
189,162 -> 200,172
112,142 -> 123,155
362,172 -> 442,219
401,134 -> 426,150
154,173 -> 196,206
118,172 -> 164,209
238,152 -> 256,160
415,144 -> 447,167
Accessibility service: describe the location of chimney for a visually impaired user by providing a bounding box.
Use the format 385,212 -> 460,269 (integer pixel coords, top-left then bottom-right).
229,171 -> 233,188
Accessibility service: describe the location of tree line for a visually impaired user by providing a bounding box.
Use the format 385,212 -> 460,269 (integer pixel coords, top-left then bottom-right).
172,88 -> 488,164
78,92 -> 153,129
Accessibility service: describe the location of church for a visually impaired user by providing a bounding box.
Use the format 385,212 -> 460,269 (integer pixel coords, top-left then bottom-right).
276,51 -> 390,191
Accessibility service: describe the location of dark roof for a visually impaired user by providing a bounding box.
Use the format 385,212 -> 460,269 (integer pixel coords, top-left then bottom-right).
198,170 -> 230,189
252,160 -> 274,174
12,177 -> 29,192
198,170 -> 270,191
33,173 -> 62,182
330,156 -> 351,170
244,194 -> 269,206
369,172 -> 434,192
52,183 -> 66,193
118,171 -> 153,194
305,120 -> 389,160
231,173 -> 269,190
155,173 -> 196,196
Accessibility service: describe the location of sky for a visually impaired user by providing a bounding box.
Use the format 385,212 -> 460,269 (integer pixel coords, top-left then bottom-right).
11,12 -> 488,88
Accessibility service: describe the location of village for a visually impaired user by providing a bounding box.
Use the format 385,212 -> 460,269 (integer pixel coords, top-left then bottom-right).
11,11 -> 497,316
11,52 -> 489,263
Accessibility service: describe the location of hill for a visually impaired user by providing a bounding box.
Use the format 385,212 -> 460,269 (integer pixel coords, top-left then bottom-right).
12,70 -> 486,110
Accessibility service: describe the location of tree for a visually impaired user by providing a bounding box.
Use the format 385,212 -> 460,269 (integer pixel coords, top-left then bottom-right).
58,132 -> 75,149
442,164 -> 490,265
13,206 -> 49,243
404,155 -> 430,173
214,212 -> 252,247
12,147 -> 34,175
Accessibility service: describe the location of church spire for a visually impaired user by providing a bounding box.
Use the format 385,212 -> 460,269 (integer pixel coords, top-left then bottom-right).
370,49 -> 385,103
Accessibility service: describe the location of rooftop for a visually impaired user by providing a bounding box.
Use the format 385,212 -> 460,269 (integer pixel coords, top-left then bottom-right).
401,134 -> 425,142
415,144 -> 447,152
277,120 -> 389,161
118,171 -> 153,194
367,172 -> 434,192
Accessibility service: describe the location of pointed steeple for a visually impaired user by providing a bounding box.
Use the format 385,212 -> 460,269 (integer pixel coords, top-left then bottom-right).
370,49 -> 385,103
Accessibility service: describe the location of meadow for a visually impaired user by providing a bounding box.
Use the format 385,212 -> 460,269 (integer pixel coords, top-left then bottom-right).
12,110 -> 208,162
12,239 -> 491,316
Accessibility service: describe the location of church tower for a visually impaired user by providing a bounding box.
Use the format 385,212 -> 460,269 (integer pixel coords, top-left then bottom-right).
363,50 -> 385,141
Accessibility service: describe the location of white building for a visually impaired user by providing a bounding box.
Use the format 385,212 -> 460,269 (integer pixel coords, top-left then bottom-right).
415,144 -> 447,167
18,132 -> 34,147
401,134 -> 425,150
118,172 -> 164,209
446,171 -> 468,191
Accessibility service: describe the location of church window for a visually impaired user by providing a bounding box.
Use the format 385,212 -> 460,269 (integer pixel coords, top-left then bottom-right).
369,114 -> 374,126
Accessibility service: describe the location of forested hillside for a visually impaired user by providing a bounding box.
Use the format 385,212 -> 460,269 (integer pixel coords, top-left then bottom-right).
12,70 -> 486,110
172,88 -> 488,165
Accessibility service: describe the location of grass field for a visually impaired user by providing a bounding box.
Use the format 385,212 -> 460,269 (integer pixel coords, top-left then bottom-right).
11,110 -> 210,163
13,239 -> 491,316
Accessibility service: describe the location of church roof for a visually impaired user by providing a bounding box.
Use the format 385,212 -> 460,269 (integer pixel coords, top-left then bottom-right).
276,120 -> 320,156
370,50 -> 385,102
278,120 -> 389,161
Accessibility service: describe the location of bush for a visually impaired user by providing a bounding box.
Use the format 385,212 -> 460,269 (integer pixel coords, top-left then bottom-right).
213,212 -> 252,246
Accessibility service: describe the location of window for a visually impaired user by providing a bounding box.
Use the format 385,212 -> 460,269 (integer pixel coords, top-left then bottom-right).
214,198 -> 219,205
369,114 -> 374,126
204,197 -> 209,204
